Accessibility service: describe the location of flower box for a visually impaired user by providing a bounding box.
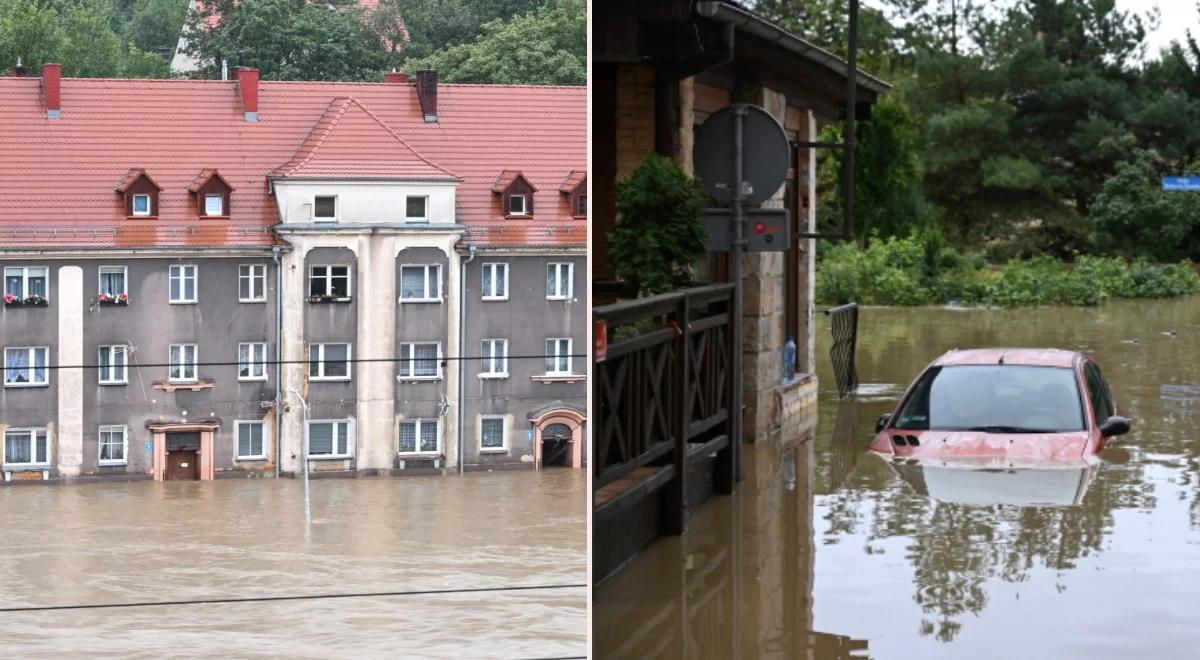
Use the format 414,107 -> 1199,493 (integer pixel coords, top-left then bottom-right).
3,294 -> 48,308
97,293 -> 130,306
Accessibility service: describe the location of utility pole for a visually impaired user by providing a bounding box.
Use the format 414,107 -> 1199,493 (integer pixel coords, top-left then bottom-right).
286,388 -> 311,526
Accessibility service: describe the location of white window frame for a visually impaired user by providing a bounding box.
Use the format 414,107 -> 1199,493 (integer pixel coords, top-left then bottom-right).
132,194 -> 151,216
235,420 -> 267,460
238,342 -> 268,382
98,266 -> 128,298
98,425 -> 128,466
479,416 -> 508,452
204,194 -> 224,216
309,343 -> 352,381
480,339 -> 509,379
547,262 -> 573,300
397,342 -> 442,380
168,264 -> 198,304
398,418 -> 441,455
399,264 -> 441,303
308,265 -> 352,300
305,419 -> 354,459
508,194 -> 527,216
481,262 -> 509,301
168,343 -> 198,383
314,195 -> 337,222
4,266 -> 49,301
545,338 -> 573,376
3,347 -> 49,387
405,195 -> 429,222
239,264 -> 266,303
3,428 -> 49,467
98,345 -> 129,385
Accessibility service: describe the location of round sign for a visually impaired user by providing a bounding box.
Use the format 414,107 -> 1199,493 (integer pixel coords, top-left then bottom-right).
693,104 -> 790,205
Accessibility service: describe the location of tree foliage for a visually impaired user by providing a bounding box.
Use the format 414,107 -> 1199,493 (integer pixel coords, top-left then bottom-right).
0,0 -> 169,78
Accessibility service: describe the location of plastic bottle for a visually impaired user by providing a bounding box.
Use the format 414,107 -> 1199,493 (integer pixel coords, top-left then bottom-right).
783,336 -> 797,382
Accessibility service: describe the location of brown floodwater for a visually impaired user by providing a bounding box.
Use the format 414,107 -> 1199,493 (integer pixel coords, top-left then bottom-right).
595,297 -> 1200,659
0,469 -> 586,658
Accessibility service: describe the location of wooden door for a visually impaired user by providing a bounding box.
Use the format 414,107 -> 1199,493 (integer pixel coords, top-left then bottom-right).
167,450 -> 198,480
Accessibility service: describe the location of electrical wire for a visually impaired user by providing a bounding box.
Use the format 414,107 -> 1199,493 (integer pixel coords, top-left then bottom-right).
0,354 -> 588,372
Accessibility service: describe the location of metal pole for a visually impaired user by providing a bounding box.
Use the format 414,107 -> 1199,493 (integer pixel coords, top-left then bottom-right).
731,104 -> 747,483
287,388 -> 311,526
843,0 -> 859,244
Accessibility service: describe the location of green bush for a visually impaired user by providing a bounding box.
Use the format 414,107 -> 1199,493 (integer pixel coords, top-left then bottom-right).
816,231 -> 1200,307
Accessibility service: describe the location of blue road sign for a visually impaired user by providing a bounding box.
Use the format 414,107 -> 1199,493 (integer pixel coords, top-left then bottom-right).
1163,177 -> 1200,191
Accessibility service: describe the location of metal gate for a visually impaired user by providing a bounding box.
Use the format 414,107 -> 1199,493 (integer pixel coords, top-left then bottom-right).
825,303 -> 859,398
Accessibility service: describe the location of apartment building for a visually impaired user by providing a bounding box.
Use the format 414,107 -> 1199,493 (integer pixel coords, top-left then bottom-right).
0,65 -> 585,482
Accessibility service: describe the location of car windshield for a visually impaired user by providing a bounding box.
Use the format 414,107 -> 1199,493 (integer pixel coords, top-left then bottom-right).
892,365 -> 1085,433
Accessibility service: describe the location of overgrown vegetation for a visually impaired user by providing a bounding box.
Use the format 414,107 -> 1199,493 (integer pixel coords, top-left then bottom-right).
816,232 -> 1200,307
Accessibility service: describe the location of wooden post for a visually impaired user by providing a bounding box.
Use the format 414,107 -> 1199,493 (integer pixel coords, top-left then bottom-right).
662,293 -> 690,535
713,287 -> 736,494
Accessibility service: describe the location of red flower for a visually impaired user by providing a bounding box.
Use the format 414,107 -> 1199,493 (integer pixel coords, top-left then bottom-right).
117,293 -> 129,302
3,292 -> 14,304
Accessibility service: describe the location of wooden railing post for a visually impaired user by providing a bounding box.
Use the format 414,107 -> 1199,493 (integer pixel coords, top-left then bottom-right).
713,288 -> 736,494
662,293 -> 689,535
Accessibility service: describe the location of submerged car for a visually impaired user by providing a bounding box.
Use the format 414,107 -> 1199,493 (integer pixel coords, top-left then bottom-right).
869,348 -> 1131,466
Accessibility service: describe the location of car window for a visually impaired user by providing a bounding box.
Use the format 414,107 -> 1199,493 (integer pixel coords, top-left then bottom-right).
892,365 -> 1085,432
1084,362 -> 1115,424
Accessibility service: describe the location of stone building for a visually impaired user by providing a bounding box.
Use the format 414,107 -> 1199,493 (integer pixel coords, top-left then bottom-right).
0,65 -> 585,482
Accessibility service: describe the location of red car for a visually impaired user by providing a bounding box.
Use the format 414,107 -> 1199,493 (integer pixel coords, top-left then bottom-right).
869,348 -> 1130,468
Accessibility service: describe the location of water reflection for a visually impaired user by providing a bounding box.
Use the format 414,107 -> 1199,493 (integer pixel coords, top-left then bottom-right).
885,460 -> 1100,507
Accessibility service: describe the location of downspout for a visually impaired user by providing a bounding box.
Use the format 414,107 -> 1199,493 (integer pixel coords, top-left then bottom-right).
457,244 -> 477,475
273,245 -> 283,478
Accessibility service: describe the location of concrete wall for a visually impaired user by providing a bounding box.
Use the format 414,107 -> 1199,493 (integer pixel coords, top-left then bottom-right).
274,181 -> 458,225
0,254 -> 278,477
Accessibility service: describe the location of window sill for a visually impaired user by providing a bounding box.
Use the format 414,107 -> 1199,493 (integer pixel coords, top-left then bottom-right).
481,296 -> 509,302
4,464 -> 50,470
310,377 -> 352,383
397,377 -> 442,383
169,301 -> 198,305
99,381 -> 128,386
479,448 -> 509,454
98,460 -> 128,467
398,298 -> 442,304
503,214 -> 531,220
239,299 -> 268,304
236,456 -> 268,462
546,296 -> 573,302
478,373 -> 509,380
4,382 -> 50,388
97,300 -> 129,307
307,297 -> 352,304
307,454 -> 352,461
532,374 -> 586,384
397,452 -> 442,459
154,379 -> 214,392
238,376 -> 269,383
4,301 -> 49,308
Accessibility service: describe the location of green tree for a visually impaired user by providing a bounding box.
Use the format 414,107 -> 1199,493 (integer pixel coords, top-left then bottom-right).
127,0 -> 186,52
387,0 -> 541,60
0,0 -> 64,71
402,0 -> 584,85
60,1 -> 123,77
1092,149 -> 1200,261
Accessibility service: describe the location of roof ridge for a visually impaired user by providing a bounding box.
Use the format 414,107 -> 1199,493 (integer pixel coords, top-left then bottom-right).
347,98 -> 457,179
272,97 -> 354,179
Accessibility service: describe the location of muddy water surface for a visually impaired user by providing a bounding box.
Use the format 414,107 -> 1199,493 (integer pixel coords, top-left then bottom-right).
595,298 -> 1200,658
0,470 -> 586,658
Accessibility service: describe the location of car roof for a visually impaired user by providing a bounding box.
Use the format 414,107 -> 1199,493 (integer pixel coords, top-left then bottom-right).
932,348 -> 1080,368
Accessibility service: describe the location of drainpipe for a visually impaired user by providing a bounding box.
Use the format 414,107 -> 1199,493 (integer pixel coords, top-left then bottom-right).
458,244 -> 477,475
273,245 -> 282,478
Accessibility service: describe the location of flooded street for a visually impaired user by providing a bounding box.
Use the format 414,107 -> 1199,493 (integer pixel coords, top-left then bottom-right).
0,470 -> 586,659
595,297 -> 1200,658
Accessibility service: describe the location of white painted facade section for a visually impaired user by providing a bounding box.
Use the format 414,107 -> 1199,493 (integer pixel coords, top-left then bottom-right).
273,181 -> 458,225
56,266 -> 84,476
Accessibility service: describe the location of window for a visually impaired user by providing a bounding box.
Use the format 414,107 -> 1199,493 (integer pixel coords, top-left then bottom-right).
508,194 -> 527,215
309,265 -> 351,299
236,421 -> 266,459
4,429 -> 48,467
400,265 -> 441,302
239,264 -> 266,302
98,426 -> 127,465
204,194 -> 224,216
239,342 -> 267,381
98,266 -> 127,301
575,193 -> 587,216
398,419 -> 439,454
307,420 -> 352,458
545,338 -> 572,375
546,262 -> 573,299
169,344 -> 198,383
482,262 -> 508,300
405,196 -> 428,222
4,347 -> 48,386
1084,363 -> 1115,425
98,345 -> 128,385
132,194 -> 151,216
480,417 -> 506,450
398,342 -> 440,379
309,343 -> 351,381
168,265 -> 197,303
4,266 -> 48,301
314,196 -> 337,221
481,339 -> 508,377
892,365 -> 1085,432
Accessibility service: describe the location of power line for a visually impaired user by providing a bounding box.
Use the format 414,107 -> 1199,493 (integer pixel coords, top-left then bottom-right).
0,582 -> 586,614
0,354 -> 588,372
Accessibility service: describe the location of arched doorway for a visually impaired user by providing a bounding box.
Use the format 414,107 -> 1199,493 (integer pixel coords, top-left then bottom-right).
528,405 -> 586,469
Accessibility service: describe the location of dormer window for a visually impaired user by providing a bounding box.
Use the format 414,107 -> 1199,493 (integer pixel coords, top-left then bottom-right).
406,196 -> 428,223
116,168 -> 161,218
314,196 -> 337,222
188,169 -> 233,218
560,170 -> 586,218
204,195 -> 223,216
492,170 -> 537,218
575,193 -> 587,216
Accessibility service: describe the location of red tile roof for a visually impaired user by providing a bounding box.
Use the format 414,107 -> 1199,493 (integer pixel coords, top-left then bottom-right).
0,76 -> 585,248
115,168 -> 161,192
490,169 -> 536,193
559,169 -> 585,193
188,168 -> 233,192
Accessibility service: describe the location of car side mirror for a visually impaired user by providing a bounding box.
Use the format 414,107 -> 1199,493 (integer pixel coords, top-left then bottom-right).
1100,415 -> 1130,438
875,414 -> 891,433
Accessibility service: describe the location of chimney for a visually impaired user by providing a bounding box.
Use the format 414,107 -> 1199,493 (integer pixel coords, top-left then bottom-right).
384,70 -> 409,84
416,69 -> 437,123
42,63 -> 61,119
236,66 -> 259,122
